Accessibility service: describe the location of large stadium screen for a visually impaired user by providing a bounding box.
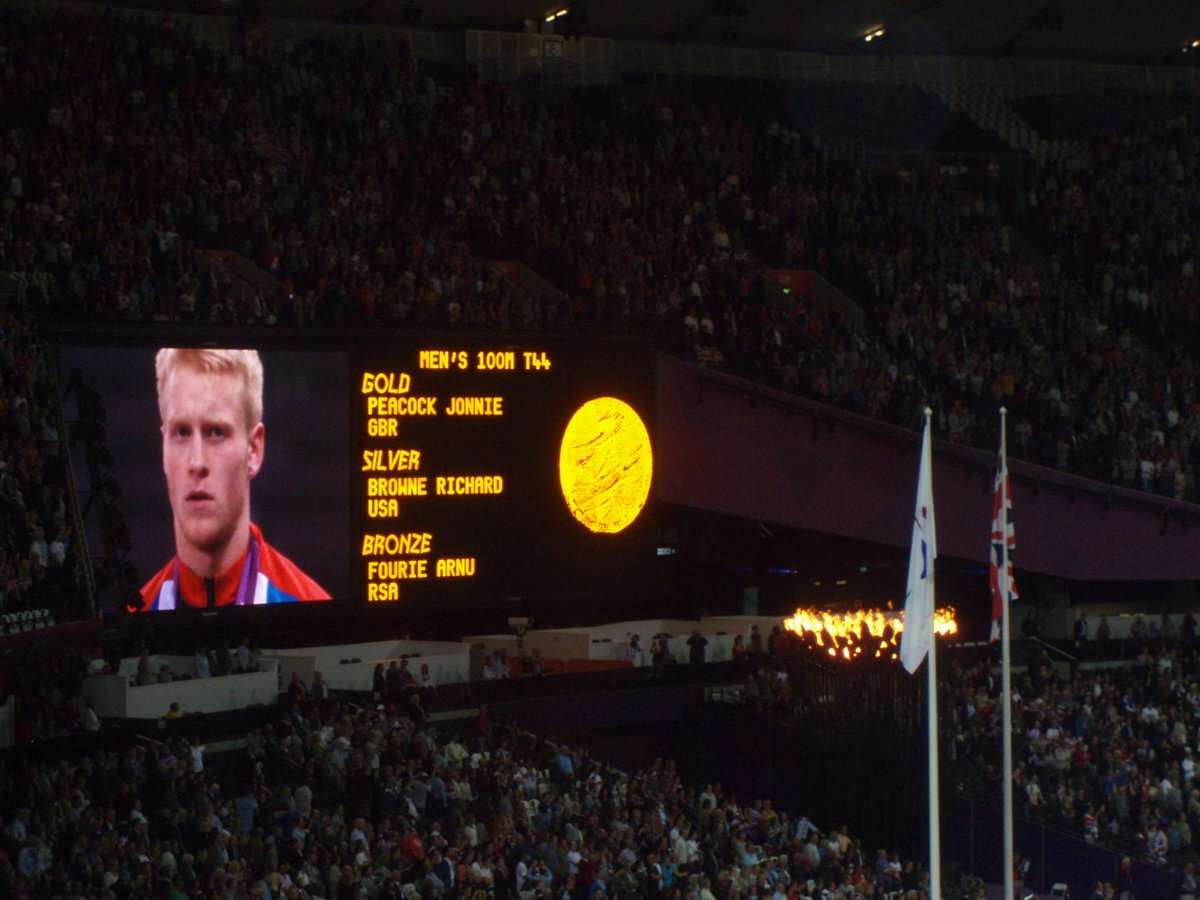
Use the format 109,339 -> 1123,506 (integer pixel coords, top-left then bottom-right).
59,336 -> 655,614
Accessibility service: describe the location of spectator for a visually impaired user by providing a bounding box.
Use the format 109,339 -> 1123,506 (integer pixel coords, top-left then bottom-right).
214,640 -> 233,677
688,630 -> 709,665
135,650 -> 152,686
732,634 -> 748,661
651,635 -> 673,667
386,660 -> 403,694
236,636 -> 253,673
1074,611 -> 1089,651
626,634 -> 644,668
187,736 -> 205,774
78,698 -> 100,732
1021,610 -> 1040,639
750,625 -> 764,657
193,645 -> 212,679
286,672 -> 308,700
470,642 -> 486,681
310,670 -> 330,700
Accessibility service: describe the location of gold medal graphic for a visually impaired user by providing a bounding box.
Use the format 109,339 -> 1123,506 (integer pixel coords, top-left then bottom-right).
558,397 -> 652,533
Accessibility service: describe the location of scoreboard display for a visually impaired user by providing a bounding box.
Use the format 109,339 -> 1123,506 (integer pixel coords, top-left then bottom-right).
61,334 -> 656,613
353,338 -> 656,607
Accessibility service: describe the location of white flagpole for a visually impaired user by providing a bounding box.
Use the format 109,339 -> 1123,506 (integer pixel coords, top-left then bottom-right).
925,409 -> 942,900
1000,407 -> 1015,900
928,547 -> 942,900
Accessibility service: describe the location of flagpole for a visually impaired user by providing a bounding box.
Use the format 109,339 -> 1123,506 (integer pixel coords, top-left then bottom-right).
1000,407 -> 1014,900
925,408 -> 941,900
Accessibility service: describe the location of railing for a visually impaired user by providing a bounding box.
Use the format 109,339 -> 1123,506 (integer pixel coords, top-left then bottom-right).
1025,635 -> 1076,664
469,53 -> 618,87
615,40 -> 1200,97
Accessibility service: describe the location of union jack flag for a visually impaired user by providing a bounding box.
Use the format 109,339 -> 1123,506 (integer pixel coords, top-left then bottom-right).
989,460 -> 1018,642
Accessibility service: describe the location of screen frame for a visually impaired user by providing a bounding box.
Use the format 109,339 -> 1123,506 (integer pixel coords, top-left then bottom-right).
49,323 -> 657,621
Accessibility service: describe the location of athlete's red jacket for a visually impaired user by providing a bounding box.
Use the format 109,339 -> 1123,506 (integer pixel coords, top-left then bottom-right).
138,523 -> 330,611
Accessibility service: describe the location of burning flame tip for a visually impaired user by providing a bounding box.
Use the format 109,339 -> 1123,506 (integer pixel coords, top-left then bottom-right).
783,605 -> 959,663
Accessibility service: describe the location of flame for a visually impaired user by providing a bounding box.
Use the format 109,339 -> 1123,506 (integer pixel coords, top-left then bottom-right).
783,606 -> 958,662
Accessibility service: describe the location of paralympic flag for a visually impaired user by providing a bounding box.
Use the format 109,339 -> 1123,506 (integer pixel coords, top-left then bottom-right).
900,413 -> 937,674
989,452 -> 1018,642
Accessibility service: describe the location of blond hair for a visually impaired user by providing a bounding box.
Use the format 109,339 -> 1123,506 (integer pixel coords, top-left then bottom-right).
156,348 -> 264,429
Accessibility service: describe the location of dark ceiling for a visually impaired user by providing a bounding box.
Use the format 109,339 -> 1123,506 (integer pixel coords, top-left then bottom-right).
232,0 -> 1200,65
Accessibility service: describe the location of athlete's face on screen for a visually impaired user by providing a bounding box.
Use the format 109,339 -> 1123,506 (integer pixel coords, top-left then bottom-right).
161,366 -> 264,573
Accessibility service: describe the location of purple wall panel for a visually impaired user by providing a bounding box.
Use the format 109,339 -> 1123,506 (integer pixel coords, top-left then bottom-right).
656,358 -> 1200,581
950,797 -> 1181,898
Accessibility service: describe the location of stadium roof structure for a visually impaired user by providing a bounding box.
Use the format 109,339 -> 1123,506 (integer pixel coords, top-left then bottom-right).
233,0 -> 1199,66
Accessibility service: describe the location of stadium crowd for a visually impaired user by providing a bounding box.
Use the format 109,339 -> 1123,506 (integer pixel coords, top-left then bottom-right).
700,607 -> 1200,882
0,306 -> 79,619
9,617 -> 1200,895
0,687 -> 931,899
945,634 -> 1200,869
2,6 -> 1200,516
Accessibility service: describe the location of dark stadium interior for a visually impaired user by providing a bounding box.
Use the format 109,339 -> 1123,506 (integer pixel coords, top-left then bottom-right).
2,1 -> 1200,897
